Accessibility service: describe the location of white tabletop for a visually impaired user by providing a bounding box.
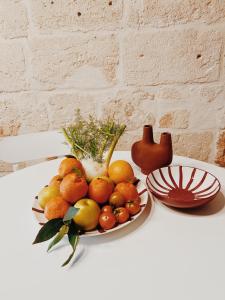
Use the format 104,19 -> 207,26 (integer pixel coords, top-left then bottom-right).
0,151 -> 225,300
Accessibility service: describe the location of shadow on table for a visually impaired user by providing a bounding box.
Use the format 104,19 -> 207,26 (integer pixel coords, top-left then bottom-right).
65,196 -> 154,268
80,195 -> 154,247
70,246 -> 87,267
160,191 -> 225,217
67,192 -> 225,268
63,195 -> 154,268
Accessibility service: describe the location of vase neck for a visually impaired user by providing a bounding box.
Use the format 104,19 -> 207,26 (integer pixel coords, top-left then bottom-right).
142,125 -> 154,143
160,132 -> 172,146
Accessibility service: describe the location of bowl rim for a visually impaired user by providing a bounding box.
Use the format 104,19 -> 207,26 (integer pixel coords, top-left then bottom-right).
146,165 -> 221,203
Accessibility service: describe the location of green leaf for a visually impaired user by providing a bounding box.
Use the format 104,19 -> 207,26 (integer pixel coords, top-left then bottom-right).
33,218 -> 64,244
68,221 -> 80,236
63,206 -> 79,222
61,222 -> 80,267
61,235 -> 79,267
47,224 -> 69,252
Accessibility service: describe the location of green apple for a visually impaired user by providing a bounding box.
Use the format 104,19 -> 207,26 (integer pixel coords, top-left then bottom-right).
38,186 -> 60,209
73,198 -> 101,231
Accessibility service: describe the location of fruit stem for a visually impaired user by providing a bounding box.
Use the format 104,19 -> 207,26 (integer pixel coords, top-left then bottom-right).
105,124 -> 126,168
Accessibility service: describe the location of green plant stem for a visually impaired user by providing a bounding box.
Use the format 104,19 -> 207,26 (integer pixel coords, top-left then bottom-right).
98,139 -> 108,163
98,128 -> 114,136
62,128 -> 78,158
62,128 -> 91,158
98,123 -> 114,162
105,124 -> 126,168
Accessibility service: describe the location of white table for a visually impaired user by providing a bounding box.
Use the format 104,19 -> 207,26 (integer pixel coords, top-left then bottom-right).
0,151 -> 225,300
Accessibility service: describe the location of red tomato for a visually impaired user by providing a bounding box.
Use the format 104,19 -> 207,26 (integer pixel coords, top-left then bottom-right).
114,207 -> 129,224
99,212 -> 116,230
125,200 -> 141,216
101,205 -> 113,213
109,192 -> 125,208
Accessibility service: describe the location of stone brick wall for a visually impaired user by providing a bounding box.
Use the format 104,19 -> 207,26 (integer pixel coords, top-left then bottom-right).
0,0 -> 225,176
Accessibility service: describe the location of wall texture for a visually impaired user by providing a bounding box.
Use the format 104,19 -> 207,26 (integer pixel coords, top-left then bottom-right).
0,0 -> 225,176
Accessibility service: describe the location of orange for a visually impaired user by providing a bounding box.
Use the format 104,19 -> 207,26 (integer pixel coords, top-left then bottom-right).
88,177 -> 114,204
60,173 -> 88,204
49,175 -> 62,188
114,182 -> 140,202
108,160 -> 135,184
44,196 -> 70,220
58,157 -> 85,178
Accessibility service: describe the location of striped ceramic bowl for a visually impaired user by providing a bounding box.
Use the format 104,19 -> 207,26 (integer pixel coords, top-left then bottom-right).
146,166 -> 221,208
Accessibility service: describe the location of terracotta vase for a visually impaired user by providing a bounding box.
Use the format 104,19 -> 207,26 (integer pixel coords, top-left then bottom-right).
131,125 -> 173,175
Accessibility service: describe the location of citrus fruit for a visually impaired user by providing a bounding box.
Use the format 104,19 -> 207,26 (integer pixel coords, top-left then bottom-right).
44,196 -> 70,220
114,182 -> 140,202
58,157 -> 85,178
38,185 -> 60,209
98,176 -> 114,190
60,173 -> 88,204
49,175 -> 62,188
88,176 -> 114,204
73,199 -> 101,231
108,160 -> 135,184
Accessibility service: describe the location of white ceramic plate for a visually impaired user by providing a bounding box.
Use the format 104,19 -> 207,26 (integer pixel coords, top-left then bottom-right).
32,179 -> 148,237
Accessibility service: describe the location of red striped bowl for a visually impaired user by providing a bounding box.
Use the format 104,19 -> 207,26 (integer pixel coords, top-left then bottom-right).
146,166 -> 221,208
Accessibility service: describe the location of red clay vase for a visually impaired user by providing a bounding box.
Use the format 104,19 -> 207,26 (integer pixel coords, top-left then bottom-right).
131,125 -> 173,175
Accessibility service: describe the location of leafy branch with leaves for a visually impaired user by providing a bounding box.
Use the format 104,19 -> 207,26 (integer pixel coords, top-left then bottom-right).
33,207 -> 82,267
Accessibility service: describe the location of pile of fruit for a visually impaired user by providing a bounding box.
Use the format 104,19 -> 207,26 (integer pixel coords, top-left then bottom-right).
38,157 -> 141,232
33,113 -> 145,266
33,157 -> 143,266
